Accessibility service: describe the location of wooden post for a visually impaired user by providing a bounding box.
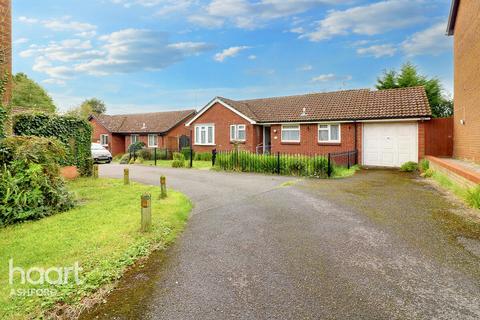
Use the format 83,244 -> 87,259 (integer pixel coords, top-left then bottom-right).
154,148 -> 157,166
124,168 -> 129,185
140,193 -> 151,232
93,164 -> 99,178
160,175 -> 167,199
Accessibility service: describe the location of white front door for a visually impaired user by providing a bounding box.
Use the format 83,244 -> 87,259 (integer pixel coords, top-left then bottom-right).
363,122 -> 418,167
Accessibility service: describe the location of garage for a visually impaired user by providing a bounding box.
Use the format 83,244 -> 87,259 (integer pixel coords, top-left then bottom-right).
363,122 -> 418,167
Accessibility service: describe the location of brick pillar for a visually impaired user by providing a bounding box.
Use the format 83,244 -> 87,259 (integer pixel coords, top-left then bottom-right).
0,0 -> 12,105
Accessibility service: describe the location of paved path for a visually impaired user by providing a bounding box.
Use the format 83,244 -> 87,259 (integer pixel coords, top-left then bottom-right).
81,165 -> 480,320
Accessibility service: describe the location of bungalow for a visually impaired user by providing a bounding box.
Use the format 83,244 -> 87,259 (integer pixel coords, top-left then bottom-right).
89,109 -> 196,156
186,87 -> 431,167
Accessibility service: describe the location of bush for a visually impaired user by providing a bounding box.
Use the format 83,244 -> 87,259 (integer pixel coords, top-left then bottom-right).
421,168 -> 434,178
119,153 -> 130,164
194,152 -> 212,161
13,113 -> 92,176
0,136 -> 75,226
400,161 -> 418,172
134,156 -> 144,164
181,147 -> 194,160
420,158 -> 430,172
172,152 -> 185,168
127,141 -> 145,153
466,186 -> 480,209
138,148 -> 152,160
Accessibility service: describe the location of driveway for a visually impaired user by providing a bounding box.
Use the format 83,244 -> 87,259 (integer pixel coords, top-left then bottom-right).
81,165 -> 480,320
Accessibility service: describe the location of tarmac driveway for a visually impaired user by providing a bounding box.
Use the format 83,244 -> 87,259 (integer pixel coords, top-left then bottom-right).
81,165 -> 480,320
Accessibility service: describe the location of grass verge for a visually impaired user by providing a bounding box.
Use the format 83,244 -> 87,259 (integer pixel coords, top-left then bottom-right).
431,171 -> 480,210
0,178 -> 191,319
332,165 -> 360,178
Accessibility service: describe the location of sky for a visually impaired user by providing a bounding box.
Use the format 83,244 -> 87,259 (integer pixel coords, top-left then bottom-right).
12,0 -> 454,114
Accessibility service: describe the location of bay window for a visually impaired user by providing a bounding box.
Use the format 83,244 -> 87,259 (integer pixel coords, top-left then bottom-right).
230,124 -> 246,142
195,124 -> 215,145
281,124 -> 300,143
318,124 -> 341,143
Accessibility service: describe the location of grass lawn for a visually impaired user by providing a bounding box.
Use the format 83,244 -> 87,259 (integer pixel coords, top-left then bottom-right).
0,178 -> 191,319
431,171 -> 480,209
140,160 -> 212,169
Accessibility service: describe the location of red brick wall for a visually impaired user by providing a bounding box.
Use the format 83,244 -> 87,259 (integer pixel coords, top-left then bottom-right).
270,123 -> 361,157
189,102 -> 257,153
452,0 -> 480,163
90,118 -> 126,156
0,0 -> 12,105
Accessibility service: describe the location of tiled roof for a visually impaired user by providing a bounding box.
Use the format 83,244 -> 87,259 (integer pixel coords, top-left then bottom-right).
217,86 -> 431,123
93,109 -> 196,133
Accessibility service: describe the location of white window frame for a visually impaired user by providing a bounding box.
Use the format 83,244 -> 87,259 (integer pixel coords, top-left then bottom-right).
130,134 -> 139,145
194,124 -> 215,146
318,124 -> 341,143
100,134 -> 108,146
148,134 -> 158,147
281,124 -> 301,143
230,124 -> 246,142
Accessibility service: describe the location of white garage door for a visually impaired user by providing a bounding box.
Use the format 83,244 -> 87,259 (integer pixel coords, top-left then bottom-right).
363,122 -> 418,167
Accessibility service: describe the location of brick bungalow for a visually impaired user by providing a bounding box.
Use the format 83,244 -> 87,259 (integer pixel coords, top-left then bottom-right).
447,0 -> 480,163
186,87 -> 431,168
89,110 -> 195,156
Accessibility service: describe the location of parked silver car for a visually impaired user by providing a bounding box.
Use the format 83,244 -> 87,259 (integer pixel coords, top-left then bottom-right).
91,143 -> 112,163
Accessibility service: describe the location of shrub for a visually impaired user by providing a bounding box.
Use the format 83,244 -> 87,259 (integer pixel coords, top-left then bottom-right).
119,153 -> 130,164
13,113 -> 92,176
312,156 -> 329,177
420,158 -> 430,172
172,152 -> 185,168
194,152 -> 212,161
138,148 -> 152,160
0,136 -> 75,226
134,156 -> 144,164
466,186 -> 480,209
181,147 -> 194,160
421,168 -> 434,178
400,161 -> 418,172
127,141 -> 145,153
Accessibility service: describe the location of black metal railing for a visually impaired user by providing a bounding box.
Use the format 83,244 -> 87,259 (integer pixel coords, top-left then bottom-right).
212,149 -> 358,178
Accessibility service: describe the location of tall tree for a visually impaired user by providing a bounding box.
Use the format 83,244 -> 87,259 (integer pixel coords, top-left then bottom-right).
376,62 -> 453,118
64,98 -> 106,119
12,73 -> 56,113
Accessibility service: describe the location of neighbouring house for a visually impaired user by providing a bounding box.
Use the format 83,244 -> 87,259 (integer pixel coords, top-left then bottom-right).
0,0 -> 12,105
186,87 -> 431,168
89,109 -> 196,156
447,0 -> 480,163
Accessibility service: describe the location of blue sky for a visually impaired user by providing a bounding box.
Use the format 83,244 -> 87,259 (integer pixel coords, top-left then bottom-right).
12,0 -> 453,114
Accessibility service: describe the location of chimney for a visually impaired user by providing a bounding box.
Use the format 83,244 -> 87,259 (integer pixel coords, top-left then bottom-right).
0,0 -> 12,105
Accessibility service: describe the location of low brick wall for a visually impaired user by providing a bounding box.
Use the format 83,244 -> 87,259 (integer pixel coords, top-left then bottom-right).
426,156 -> 479,189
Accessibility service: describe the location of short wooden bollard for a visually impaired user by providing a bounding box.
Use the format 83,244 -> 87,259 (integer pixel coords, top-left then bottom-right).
93,164 -> 99,178
140,193 -> 152,232
124,168 -> 129,185
160,176 -> 167,199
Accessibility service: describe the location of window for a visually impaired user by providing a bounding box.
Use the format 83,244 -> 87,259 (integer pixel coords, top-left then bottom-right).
131,134 -> 139,145
100,134 -> 108,146
194,124 -> 215,145
318,124 -> 341,143
148,134 -> 158,147
230,124 -> 246,142
281,124 -> 300,142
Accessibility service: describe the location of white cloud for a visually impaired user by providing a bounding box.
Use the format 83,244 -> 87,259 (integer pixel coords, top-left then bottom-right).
18,16 -> 97,38
248,55 -> 257,60
18,16 -> 38,24
302,0 -> 426,41
13,38 -> 29,45
189,0 -> 343,29
356,44 -> 397,58
42,78 -> 67,86
21,29 -> 212,83
312,73 -> 351,82
298,65 -> 313,71
402,22 -> 452,56
112,0 -> 194,15
214,46 -> 250,62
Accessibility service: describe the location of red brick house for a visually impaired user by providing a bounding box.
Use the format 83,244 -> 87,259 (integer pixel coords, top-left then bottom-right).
89,110 -> 195,156
186,87 -> 431,167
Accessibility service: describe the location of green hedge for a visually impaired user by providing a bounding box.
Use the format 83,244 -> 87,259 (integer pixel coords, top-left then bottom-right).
194,152 -> 212,161
13,113 -> 92,176
0,136 -> 75,226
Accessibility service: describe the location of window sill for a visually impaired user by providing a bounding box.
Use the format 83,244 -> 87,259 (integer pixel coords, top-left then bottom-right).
281,141 -> 301,145
230,140 -> 246,144
194,144 -> 216,146
318,142 -> 341,146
